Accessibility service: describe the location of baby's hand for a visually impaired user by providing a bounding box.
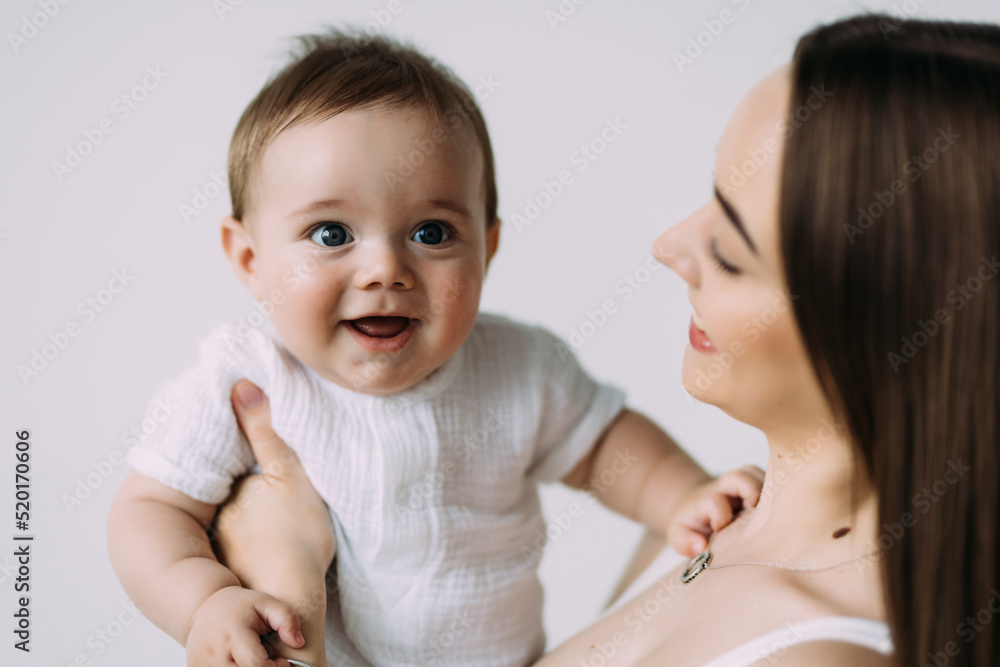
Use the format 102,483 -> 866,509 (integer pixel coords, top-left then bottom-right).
186,585 -> 304,667
666,465 -> 765,557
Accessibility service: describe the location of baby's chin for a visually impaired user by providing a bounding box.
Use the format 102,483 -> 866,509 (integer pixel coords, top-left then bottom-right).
315,360 -> 440,397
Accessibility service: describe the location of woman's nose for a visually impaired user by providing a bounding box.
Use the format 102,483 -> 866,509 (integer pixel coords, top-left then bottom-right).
652,212 -> 701,287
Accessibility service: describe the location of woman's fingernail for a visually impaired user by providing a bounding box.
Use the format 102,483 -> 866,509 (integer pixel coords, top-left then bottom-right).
236,381 -> 263,408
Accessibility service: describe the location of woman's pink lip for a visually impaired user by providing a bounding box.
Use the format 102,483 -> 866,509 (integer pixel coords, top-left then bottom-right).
688,316 -> 718,354
345,319 -> 417,353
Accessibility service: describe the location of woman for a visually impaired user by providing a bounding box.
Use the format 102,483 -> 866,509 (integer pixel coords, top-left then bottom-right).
216,14 -> 1000,666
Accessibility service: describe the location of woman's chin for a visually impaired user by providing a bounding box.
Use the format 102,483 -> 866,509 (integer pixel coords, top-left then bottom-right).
681,345 -> 726,404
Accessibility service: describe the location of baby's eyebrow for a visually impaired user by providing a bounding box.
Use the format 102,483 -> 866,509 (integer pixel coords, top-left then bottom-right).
287,197 -> 473,221
428,199 -> 472,220
288,198 -> 350,219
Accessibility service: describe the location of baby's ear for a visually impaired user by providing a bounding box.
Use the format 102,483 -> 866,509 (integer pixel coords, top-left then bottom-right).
485,218 -> 501,270
221,216 -> 260,298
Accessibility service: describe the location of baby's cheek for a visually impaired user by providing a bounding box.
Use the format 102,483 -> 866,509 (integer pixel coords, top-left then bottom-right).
454,283 -> 485,330
423,264 -> 476,313
267,282 -> 335,346
432,282 -> 481,350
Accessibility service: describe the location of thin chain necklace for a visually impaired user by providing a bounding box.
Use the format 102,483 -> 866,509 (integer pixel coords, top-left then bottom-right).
680,540 -> 881,584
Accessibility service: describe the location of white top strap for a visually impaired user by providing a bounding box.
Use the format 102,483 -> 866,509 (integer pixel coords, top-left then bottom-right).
702,616 -> 893,666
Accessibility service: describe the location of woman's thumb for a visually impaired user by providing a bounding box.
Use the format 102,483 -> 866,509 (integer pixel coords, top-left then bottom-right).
234,378 -> 266,410
231,379 -> 298,474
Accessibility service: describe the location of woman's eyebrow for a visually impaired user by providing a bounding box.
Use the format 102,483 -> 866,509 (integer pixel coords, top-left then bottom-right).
713,186 -> 759,255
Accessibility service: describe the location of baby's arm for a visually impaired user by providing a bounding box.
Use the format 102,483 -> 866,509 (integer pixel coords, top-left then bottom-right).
107,470 -> 303,666
561,408 -> 762,554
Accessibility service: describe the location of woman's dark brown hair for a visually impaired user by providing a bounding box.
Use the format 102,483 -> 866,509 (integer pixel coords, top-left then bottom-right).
780,14 -> 1000,666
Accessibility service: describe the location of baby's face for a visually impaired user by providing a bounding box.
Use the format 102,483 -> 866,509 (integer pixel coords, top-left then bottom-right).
229,106 -> 498,395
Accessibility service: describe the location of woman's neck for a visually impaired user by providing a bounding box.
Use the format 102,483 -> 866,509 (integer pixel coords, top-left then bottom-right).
721,415 -> 879,561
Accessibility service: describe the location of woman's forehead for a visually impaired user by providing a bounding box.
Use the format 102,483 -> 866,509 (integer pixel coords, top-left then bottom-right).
714,66 -> 791,266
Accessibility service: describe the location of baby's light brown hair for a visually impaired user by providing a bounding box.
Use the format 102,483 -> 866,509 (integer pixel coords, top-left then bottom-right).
227,28 -> 498,225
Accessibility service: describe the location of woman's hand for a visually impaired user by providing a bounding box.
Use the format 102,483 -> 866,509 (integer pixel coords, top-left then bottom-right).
212,379 -> 336,666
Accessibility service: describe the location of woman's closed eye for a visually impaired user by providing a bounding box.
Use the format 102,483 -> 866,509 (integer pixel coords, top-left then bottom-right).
411,221 -> 453,245
708,237 -> 741,276
309,222 -> 353,248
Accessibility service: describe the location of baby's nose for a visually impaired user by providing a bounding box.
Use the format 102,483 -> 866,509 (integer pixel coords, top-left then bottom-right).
354,243 -> 415,290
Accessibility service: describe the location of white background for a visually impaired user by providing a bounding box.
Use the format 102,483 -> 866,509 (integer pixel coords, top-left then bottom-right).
2,1 -> 998,665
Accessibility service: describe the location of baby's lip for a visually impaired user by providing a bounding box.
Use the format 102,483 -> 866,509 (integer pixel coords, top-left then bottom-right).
350,317 -> 409,339
344,311 -> 419,321
343,314 -> 421,340
343,315 -> 419,351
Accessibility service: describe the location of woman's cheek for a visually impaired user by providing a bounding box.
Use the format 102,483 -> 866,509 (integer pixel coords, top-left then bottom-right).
741,319 -> 761,344
728,291 -> 791,349
743,316 -> 802,378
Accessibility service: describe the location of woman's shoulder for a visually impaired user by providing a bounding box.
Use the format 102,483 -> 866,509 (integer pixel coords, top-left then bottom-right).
685,541 -> 890,664
708,572 -> 891,665
709,514 -> 887,620
704,614 -> 893,665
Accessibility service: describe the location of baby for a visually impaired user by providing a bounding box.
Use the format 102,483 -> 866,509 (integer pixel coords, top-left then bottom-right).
107,30 -> 759,667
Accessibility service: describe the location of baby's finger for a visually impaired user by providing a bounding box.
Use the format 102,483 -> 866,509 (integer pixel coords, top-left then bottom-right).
230,626 -> 275,667
254,596 -> 305,649
740,464 -> 766,484
714,470 -> 762,509
703,493 -> 735,532
669,524 -> 710,557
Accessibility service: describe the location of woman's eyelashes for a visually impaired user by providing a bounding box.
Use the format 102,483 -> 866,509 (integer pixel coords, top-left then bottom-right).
708,237 -> 741,276
411,221 -> 453,245
309,222 -> 353,248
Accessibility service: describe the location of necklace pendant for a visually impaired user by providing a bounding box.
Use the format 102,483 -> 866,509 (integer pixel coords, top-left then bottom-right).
681,549 -> 713,584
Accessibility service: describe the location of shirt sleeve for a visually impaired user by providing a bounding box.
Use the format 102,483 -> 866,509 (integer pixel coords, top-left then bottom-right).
126,323 -> 276,504
526,327 -> 626,484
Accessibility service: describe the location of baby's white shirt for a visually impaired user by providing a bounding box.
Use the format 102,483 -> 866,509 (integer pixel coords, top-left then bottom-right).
128,312 -> 626,666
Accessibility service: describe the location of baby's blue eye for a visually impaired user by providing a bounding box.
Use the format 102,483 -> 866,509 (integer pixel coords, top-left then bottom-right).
310,223 -> 352,247
412,222 -> 451,245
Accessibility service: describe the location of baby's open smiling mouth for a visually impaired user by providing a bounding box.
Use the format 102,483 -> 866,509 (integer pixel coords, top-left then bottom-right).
349,316 -> 412,338
343,316 -> 421,353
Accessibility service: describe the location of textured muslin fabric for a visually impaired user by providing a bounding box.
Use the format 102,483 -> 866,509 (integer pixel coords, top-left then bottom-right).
128,312 -> 626,666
